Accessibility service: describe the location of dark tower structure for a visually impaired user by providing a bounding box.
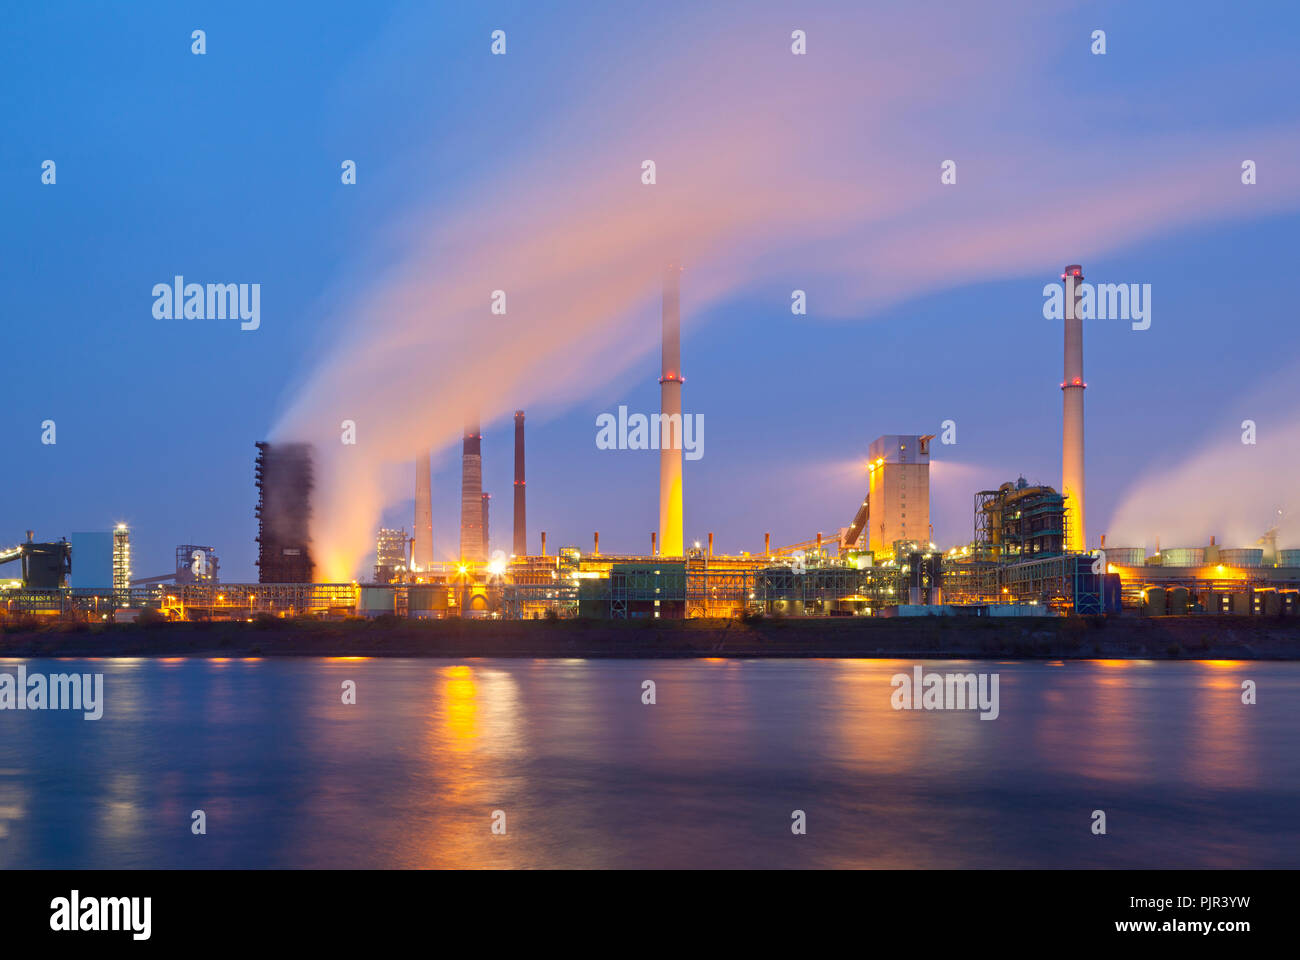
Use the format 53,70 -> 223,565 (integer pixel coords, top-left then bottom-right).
459,420 -> 485,561
17,532 -> 71,589
255,441 -> 315,583
513,410 -> 527,556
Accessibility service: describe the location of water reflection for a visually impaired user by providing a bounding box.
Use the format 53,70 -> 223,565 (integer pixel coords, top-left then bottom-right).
0,657 -> 1295,869
1036,660 -> 1153,783
1185,662 -> 1254,788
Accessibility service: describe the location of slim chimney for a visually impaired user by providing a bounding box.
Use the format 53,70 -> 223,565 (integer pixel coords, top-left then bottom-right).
594,531 -> 600,556
658,263 -> 684,556
651,531 -> 657,556
707,532 -> 713,558
481,493 -> 491,558
764,532 -> 770,557
460,418 -> 485,561
513,411 -> 527,556
1062,264 -> 1087,553
414,452 -> 434,570
541,531 -> 547,557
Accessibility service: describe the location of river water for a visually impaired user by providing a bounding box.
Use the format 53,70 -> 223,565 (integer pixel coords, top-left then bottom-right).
0,657 -> 1295,868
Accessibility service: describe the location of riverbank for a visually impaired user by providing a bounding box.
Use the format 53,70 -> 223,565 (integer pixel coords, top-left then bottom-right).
3,615 -> 1300,659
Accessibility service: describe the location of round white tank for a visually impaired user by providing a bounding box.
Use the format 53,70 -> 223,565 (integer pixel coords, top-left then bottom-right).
1105,547 -> 1145,566
1160,547 -> 1205,567
408,585 -> 447,618
1218,548 -> 1264,568
359,587 -> 395,616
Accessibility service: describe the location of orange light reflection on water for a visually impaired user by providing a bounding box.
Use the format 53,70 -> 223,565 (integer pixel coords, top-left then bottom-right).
1185,662 -> 1255,787
402,664 -> 525,868
1038,662 -> 1146,782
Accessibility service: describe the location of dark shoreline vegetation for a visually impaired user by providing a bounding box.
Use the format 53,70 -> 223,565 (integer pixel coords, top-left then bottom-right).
2,614 -> 1299,660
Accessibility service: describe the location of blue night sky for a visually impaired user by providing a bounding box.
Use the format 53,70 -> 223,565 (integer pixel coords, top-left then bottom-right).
4,1 -> 1298,581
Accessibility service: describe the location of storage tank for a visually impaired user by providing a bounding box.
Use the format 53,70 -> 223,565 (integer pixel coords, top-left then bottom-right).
1219,548 -> 1264,568
358,587 -> 395,617
1167,586 -> 1189,615
1159,547 -> 1204,567
1142,586 -> 1166,615
1105,547 -> 1145,566
408,585 -> 448,618
1278,549 -> 1300,568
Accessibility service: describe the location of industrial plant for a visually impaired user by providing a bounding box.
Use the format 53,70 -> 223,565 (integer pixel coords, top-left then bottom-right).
3,264 -> 1297,625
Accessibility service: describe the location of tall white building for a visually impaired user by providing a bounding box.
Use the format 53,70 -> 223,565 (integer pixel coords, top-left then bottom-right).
866,435 -> 934,558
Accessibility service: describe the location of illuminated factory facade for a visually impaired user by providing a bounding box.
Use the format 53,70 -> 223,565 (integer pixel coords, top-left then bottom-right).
3,261 -> 1298,623
861,435 -> 933,555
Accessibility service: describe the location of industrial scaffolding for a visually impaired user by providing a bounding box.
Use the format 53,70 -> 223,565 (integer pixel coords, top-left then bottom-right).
1000,555 -> 1104,614
157,582 -> 359,618
974,480 -> 1067,563
589,560 -> 894,619
501,582 -> 577,619
112,525 -> 131,598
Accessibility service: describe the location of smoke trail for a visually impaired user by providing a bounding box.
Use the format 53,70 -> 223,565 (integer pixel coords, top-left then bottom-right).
1106,376 -> 1300,551
272,3 -> 1300,579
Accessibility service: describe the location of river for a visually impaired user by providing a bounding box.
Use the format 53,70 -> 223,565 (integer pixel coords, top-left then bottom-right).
0,657 -> 1294,868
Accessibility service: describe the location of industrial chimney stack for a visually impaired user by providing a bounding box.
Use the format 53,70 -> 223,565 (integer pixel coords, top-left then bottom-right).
460,418 -> 485,561
1062,264 -> 1087,553
513,411 -> 527,556
659,263 -> 684,557
414,452 -> 434,570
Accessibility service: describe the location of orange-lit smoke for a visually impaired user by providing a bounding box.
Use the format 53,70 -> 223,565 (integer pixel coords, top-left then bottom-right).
1106,381 -> 1300,551
271,4 -> 1300,579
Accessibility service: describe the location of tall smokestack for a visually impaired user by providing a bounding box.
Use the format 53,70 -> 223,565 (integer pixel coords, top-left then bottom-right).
414,452 -> 433,570
460,418 -> 485,561
513,411 -> 527,556
765,532 -> 770,557
651,531 -> 657,556
1061,264 -> 1086,553
594,531 -> 600,555
659,262 -> 685,556
481,493 -> 491,558
541,531 -> 547,557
